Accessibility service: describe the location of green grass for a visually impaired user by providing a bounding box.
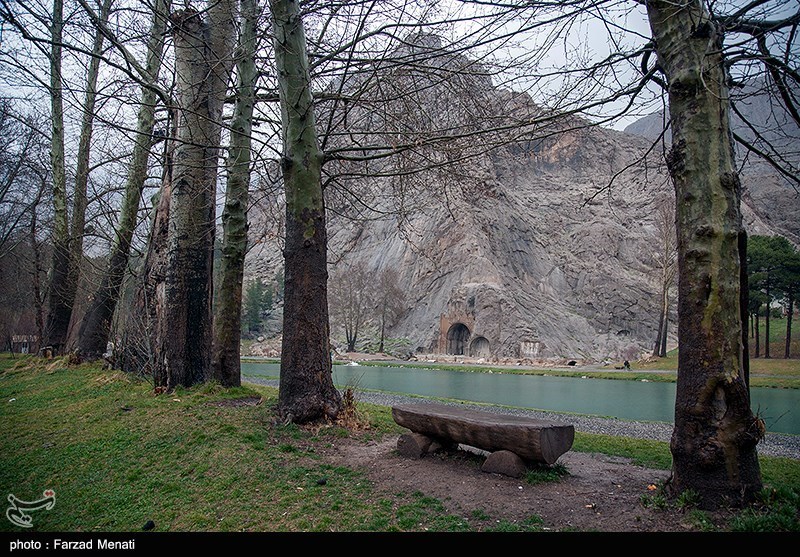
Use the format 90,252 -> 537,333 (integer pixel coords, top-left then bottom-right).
0,356 -> 460,532
525,463 -> 569,485
0,354 -> 798,532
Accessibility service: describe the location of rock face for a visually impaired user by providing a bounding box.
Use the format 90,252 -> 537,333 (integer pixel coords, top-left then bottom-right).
625,78 -> 800,246
244,42 -> 797,362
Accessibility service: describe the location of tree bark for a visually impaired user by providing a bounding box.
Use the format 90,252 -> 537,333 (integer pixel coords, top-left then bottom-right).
42,0 -> 69,355
645,0 -> 763,510
764,279 -> 771,358
271,0 -> 342,423
659,300 -> 668,357
118,154 -> 172,379
66,0 -> 113,337
786,294 -> 794,359
740,230 -> 750,389
653,302 -> 665,358
754,312 -> 760,358
30,191 -> 45,345
76,0 -> 170,362
154,4 -> 235,388
212,0 -> 258,387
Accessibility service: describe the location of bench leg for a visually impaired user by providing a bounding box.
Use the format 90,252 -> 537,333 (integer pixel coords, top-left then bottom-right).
481,450 -> 528,478
397,433 -> 433,459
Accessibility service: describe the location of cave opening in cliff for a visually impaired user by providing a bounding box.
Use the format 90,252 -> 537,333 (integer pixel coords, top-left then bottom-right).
469,336 -> 490,358
447,323 -> 470,355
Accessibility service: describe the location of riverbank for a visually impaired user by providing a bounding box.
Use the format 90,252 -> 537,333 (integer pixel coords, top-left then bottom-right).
243,350 -> 800,389
243,376 -> 800,460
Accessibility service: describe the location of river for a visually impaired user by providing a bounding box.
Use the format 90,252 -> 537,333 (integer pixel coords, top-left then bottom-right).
240,360 -> 800,435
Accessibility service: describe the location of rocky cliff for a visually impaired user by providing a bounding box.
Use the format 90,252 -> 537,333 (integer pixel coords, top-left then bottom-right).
244,44 -> 797,363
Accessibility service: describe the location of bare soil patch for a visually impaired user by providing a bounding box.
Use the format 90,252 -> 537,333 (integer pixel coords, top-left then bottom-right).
317,433 -> 730,532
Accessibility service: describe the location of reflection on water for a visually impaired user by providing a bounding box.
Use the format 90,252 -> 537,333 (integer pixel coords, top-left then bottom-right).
240,360 -> 799,435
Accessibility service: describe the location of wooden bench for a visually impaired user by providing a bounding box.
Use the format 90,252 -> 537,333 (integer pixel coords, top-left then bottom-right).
391,402 -> 574,477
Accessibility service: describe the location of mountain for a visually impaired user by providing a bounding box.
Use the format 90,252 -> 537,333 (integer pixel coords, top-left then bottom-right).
625,78 -> 799,245
243,42 -> 797,363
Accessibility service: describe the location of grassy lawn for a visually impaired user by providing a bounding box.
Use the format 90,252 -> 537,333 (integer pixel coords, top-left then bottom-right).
0,354 -> 797,532
0,355 -> 531,532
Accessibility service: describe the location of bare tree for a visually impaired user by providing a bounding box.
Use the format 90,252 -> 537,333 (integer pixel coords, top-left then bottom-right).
212,0 -> 260,387
650,194 -> 676,358
0,103 -> 46,260
76,0 -> 171,362
329,261 -> 373,353
41,0 -> 69,355
0,148 -> 49,353
375,267 -> 405,354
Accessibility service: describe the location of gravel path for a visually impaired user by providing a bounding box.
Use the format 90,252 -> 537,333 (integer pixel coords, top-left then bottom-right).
244,377 -> 800,460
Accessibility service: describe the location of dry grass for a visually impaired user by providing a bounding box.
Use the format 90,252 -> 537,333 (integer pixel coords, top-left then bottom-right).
336,387 -> 372,431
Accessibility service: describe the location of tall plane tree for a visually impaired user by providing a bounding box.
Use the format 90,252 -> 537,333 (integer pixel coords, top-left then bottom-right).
644,0 -> 765,509
42,0 -> 68,355
154,1 -> 236,388
39,0 -> 114,354
76,0 -> 171,362
212,0 -> 260,387
270,0 -> 342,423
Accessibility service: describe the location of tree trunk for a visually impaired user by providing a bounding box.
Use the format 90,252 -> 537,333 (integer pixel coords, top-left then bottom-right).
645,0 -> 762,510
76,0 -> 170,362
43,0 -> 112,354
740,230 -> 750,389
659,285 -> 670,357
42,0 -> 69,355
212,0 -> 258,387
786,294 -> 794,359
118,101 -> 177,379
30,196 -> 45,345
658,282 -> 674,358
754,312 -> 760,358
155,5 -> 235,389
64,0 -> 113,342
271,0 -> 342,423
764,280 -> 771,358
379,305 -> 386,353
652,299 -> 665,357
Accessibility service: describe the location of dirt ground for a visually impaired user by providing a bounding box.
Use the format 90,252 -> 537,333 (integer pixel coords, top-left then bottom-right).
317,433 -> 732,532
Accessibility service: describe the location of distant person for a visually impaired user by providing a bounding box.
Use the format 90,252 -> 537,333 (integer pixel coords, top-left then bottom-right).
623,360 -> 630,370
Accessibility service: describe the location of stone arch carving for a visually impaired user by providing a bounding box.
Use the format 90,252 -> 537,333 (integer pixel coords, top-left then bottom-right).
446,323 -> 470,355
469,336 -> 490,358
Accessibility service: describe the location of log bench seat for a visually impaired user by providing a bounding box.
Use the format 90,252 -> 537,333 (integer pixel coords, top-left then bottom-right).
391,402 -> 574,477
